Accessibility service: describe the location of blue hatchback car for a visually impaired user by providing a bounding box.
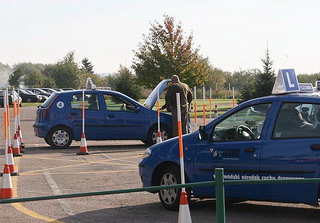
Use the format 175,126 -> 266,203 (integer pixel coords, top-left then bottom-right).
33,80 -> 173,148
139,70 -> 320,210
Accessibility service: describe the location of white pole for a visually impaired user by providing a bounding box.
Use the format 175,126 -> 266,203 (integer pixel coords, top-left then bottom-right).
17,89 -> 21,127
4,89 -> 8,164
6,88 -> 12,149
176,93 -> 186,190
193,86 -> 197,131
82,90 -> 85,133
232,87 -> 235,107
209,87 -> 212,120
202,86 -> 206,126
157,90 -> 161,133
12,87 -> 18,134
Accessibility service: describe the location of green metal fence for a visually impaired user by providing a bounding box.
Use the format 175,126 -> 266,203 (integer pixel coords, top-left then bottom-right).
1,168 -> 320,223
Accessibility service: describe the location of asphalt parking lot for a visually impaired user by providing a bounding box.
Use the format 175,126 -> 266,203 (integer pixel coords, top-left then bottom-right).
0,106 -> 320,223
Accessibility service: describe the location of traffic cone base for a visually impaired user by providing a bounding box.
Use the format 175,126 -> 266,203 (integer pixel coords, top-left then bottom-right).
178,191 -> 192,223
0,165 -> 14,199
12,134 -> 23,157
6,146 -> 19,176
77,133 -> 89,155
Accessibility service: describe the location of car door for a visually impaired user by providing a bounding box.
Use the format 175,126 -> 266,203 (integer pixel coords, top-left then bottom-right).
101,93 -> 146,139
67,92 -> 106,140
260,100 -> 320,204
192,103 -> 272,199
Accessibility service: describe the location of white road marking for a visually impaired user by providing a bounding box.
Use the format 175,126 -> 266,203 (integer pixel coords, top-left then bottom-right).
43,170 -> 75,216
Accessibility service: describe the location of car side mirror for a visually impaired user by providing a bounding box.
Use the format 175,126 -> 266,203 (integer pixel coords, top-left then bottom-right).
198,125 -> 208,140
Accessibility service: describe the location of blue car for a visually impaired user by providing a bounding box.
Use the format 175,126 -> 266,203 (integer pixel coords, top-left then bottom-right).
33,80 -> 173,148
139,81 -> 320,210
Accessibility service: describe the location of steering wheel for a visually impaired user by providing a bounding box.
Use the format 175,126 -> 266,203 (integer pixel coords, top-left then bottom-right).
235,125 -> 255,139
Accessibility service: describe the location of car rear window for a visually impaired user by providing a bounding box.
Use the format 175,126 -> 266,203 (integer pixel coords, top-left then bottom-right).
40,93 -> 57,108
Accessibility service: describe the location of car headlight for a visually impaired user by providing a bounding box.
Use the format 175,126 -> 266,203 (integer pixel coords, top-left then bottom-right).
142,148 -> 152,159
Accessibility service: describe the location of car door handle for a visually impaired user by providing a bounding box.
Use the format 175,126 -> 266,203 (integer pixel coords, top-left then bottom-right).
310,144 -> 320,151
244,148 -> 256,153
107,115 -> 115,118
70,112 -> 78,116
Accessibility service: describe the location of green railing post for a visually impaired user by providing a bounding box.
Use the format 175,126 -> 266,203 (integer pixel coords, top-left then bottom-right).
215,168 -> 226,223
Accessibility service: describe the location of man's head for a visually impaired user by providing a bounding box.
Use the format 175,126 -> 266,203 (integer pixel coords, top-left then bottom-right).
171,75 -> 180,84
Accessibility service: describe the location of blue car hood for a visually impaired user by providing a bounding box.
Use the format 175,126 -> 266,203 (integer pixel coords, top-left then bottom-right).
144,79 -> 171,109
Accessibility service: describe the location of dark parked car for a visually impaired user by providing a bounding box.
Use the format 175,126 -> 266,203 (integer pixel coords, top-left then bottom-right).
0,90 -> 22,107
18,89 -> 40,102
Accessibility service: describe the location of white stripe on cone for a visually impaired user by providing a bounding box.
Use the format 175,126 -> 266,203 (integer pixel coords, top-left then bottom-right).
156,131 -> 162,143
7,146 -> 15,173
12,133 -> 20,154
80,134 -> 87,148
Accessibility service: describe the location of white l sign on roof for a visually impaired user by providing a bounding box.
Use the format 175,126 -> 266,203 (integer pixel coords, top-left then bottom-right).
272,69 -> 299,94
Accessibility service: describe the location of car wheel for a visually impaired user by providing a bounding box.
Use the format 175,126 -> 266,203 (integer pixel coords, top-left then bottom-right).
26,98 -> 32,103
158,165 -> 190,211
147,125 -> 171,146
46,127 -> 73,149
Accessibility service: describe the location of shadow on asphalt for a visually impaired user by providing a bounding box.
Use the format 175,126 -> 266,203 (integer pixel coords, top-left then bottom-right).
0,144 -> 147,155
56,199 -> 320,223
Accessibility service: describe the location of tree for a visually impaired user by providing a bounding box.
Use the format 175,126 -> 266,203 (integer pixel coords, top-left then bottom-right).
238,49 -> 275,103
108,65 -> 142,101
24,71 -> 45,87
50,52 -> 81,88
81,57 -> 94,73
9,68 -> 23,88
254,48 -> 275,98
132,15 -> 209,88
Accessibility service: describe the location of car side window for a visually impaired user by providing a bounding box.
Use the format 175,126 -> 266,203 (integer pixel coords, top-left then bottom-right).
71,93 -> 100,111
212,103 -> 271,141
103,94 -> 136,112
273,103 -> 320,139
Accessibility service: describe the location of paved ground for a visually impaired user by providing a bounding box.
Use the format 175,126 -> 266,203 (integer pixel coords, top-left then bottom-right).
0,106 -> 319,222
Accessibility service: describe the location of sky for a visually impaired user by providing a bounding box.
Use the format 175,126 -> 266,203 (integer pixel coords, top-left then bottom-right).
1,0 -> 320,75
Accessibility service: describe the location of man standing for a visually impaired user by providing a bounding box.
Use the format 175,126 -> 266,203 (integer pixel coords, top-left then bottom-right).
163,75 -> 193,136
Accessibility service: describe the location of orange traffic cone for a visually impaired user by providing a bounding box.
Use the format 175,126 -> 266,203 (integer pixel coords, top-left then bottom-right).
178,191 -> 192,223
0,165 -> 14,199
156,130 -> 162,143
17,126 -> 25,153
12,134 -> 23,157
7,146 -> 19,176
77,133 -> 89,155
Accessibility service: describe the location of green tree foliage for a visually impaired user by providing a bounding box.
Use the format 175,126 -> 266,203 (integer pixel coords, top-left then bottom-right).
51,52 -> 81,88
107,65 -> 142,101
132,15 -> 209,88
238,49 -> 275,103
298,73 -> 320,85
81,57 -> 94,73
254,49 -> 275,98
24,71 -> 45,87
9,67 -> 23,88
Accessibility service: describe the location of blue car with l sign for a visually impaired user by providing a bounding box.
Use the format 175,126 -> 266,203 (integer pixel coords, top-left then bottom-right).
33,80 -> 172,148
139,87 -> 320,210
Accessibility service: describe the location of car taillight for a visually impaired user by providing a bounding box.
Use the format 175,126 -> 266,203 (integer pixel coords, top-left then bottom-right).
44,109 -> 50,120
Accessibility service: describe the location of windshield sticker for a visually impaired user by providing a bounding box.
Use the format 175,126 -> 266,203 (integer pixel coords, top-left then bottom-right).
57,101 -> 64,109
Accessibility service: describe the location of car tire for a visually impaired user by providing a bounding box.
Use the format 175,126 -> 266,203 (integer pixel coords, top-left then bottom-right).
46,126 -> 73,149
158,165 -> 191,211
26,98 -> 32,103
146,125 -> 171,146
